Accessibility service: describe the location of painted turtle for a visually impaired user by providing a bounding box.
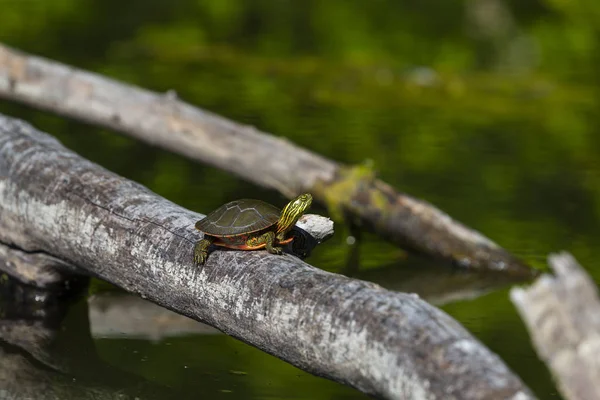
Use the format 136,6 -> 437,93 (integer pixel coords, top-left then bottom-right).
193,193 -> 313,265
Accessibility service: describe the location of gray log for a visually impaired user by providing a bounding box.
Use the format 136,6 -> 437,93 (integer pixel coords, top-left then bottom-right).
0,43 -> 535,276
511,252 -> 600,400
0,114 -> 534,399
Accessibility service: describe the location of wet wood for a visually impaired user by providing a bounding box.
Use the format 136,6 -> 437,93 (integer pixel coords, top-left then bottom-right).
0,43 -> 535,276
0,113 -> 534,399
511,252 -> 600,400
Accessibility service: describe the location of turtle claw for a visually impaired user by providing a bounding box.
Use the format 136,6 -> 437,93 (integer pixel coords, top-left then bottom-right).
268,247 -> 283,256
194,250 -> 207,265
194,239 -> 212,266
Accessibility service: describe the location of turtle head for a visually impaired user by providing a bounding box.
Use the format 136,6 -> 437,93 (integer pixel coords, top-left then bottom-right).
276,193 -> 313,234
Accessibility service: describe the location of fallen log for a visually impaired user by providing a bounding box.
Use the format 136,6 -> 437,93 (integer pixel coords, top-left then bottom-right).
0,43 -> 535,276
511,252 -> 600,400
0,113 -> 534,399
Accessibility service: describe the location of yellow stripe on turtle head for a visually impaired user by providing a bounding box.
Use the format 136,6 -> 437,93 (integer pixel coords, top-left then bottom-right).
276,193 -> 312,234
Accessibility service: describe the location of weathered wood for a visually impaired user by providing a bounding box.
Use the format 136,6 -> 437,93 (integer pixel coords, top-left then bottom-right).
0,43 -> 535,276
511,252 -> 600,400
0,114 -> 534,399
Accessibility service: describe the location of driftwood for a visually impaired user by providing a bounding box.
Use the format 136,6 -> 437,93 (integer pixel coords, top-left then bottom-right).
511,252 -> 600,400
0,114 -> 535,399
0,43 -> 535,276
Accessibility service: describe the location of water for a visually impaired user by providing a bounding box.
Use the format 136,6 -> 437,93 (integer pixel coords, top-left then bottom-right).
1,0 -> 599,398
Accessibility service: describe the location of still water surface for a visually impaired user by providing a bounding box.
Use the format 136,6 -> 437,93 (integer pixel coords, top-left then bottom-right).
2,0 -> 600,398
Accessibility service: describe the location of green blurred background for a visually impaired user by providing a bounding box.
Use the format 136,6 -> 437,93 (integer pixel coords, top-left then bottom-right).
2,0 -> 599,398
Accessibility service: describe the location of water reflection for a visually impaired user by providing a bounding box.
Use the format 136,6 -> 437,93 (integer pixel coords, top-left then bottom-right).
351,254 -> 531,306
0,275 -> 178,399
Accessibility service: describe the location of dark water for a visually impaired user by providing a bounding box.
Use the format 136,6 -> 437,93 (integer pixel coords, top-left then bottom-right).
2,0 -> 599,398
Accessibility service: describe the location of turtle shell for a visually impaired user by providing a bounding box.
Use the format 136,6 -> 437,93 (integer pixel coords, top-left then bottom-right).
195,199 -> 281,237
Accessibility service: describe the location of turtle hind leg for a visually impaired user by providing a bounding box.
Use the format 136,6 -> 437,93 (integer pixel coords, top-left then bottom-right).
249,231 -> 282,255
194,237 -> 215,265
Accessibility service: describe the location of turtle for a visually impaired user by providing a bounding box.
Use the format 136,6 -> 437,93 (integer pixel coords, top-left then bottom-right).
193,193 -> 313,265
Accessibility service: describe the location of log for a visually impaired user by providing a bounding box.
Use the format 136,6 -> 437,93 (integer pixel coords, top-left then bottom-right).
0,43 -> 535,276
0,113 -> 534,399
511,252 -> 600,400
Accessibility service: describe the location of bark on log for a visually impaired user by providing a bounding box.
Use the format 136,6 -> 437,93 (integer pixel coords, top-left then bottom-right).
0,43 -> 535,276
511,252 -> 600,400
0,113 -> 534,399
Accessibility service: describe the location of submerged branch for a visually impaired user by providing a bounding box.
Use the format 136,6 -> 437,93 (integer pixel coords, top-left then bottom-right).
0,114 -> 534,399
0,43 -> 535,276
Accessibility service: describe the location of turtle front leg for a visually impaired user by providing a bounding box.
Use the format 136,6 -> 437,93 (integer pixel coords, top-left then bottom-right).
194,237 -> 214,265
250,231 -> 283,255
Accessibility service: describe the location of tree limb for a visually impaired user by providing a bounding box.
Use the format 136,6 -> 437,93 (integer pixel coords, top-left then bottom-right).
0,43 -> 535,276
0,113 -> 534,399
511,252 -> 600,400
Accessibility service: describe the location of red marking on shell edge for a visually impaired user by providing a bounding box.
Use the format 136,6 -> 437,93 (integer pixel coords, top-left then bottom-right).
213,236 -> 294,250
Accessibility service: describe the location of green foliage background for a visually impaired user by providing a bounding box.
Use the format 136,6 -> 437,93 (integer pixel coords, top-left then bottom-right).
2,0 -> 599,398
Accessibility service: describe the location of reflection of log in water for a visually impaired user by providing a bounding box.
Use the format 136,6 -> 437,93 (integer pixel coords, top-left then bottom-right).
354,255 -> 530,306
0,276 -> 178,400
89,293 -> 219,340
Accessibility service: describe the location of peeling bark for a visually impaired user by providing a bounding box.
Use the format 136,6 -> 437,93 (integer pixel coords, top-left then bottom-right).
511,252 -> 600,400
0,114 -> 534,399
0,43 -> 535,276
